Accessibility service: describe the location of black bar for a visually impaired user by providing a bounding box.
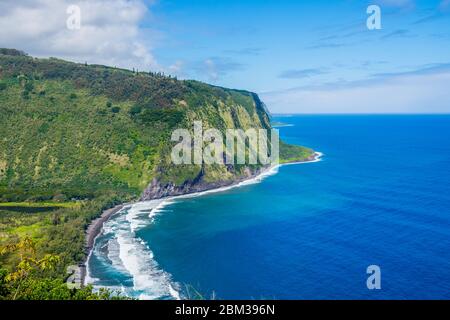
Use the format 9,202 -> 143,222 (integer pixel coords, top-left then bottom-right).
1,300 -> 448,319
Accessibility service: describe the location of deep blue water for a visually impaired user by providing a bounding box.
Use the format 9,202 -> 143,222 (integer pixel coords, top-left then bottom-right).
88,115 -> 450,299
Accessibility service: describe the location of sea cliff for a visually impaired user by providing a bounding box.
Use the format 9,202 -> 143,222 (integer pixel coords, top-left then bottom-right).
0,48 -> 314,279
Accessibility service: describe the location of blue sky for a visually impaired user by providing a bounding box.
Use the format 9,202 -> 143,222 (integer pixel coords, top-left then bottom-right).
148,0 -> 450,113
1,0 -> 450,113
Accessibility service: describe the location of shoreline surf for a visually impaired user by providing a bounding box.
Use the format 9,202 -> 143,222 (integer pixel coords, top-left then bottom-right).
83,152 -> 323,294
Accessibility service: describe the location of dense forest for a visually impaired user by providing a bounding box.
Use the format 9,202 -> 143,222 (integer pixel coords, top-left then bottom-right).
0,49 -> 313,299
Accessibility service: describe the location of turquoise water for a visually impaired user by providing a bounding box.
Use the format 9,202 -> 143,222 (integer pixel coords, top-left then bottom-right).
88,115 -> 450,299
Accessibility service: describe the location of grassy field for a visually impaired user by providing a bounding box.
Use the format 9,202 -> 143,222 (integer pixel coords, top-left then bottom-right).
0,202 -> 81,209
0,195 -> 124,271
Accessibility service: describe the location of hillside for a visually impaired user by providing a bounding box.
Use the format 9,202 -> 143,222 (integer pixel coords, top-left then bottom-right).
0,49 -> 313,298
0,49 -> 313,203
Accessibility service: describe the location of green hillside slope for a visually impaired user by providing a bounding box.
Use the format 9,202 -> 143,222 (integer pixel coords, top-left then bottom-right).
0,49 -> 314,289
0,49 -> 313,203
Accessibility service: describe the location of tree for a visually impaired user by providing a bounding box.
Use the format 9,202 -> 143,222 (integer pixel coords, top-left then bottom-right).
0,237 -> 125,300
0,48 -> 27,56
129,105 -> 142,116
111,106 -> 121,113
0,237 -> 60,300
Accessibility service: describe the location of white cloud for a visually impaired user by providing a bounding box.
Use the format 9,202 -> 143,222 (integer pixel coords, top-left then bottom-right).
204,59 -> 219,82
167,60 -> 185,77
194,57 -> 244,82
261,65 -> 450,114
0,0 -> 158,71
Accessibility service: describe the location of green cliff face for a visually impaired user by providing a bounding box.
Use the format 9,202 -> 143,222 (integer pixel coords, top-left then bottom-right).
0,49 -> 314,283
0,50 -> 313,202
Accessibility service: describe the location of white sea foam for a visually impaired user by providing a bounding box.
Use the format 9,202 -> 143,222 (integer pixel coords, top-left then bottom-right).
106,237 -> 128,273
156,151 -> 324,202
116,231 -> 180,299
272,124 -> 294,128
84,207 -> 126,285
118,202 -> 181,299
84,270 -> 99,285
86,201 -> 181,300
87,152 -> 323,299
150,200 -> 174,220
125,200 -> 163,232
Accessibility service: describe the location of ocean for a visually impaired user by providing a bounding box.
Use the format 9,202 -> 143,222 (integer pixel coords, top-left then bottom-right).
87,115 -> 450,299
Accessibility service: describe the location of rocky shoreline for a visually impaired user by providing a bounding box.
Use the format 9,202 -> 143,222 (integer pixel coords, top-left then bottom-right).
81,152 -> 321,286
140,153 -> 319,201
140,166 -> 268,201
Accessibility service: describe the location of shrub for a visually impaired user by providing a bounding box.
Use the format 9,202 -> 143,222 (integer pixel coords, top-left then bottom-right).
0,48 -> 27,56
111,106 -> 121,113
129,105 -> 142,116
24,82 -> 34,92
21,91 -> 30,100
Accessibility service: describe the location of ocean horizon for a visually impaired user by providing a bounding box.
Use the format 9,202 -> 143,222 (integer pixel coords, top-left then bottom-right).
87,114 -> 450,300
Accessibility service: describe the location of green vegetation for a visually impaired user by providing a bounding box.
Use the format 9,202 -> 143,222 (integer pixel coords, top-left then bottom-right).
0,202 -> 80,209
0,195 -> 125,299
0,49 -> 313,299
271,121 -> 291,127
0,237 -> 125,300
0,196 -> 124,271
279,142 -> 315,164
